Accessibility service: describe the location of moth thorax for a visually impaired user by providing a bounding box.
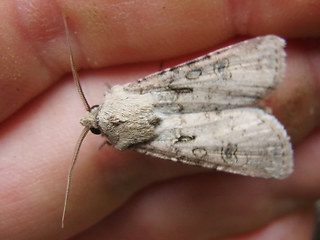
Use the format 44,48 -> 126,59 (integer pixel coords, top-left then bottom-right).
96,86 -> 161,150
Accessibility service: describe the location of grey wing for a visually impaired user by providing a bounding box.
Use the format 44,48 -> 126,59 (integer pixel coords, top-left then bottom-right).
124,35 -> 286,113
135,108 -> 293,179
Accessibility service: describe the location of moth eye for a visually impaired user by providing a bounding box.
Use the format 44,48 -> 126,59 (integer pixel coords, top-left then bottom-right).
90,105 -> 100,111
90,127 -> 101,135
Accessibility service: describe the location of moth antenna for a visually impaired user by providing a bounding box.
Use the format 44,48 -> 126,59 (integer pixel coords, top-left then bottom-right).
63,14 -> 91,111
61,127 -> 90,228
61,14 -> 92,228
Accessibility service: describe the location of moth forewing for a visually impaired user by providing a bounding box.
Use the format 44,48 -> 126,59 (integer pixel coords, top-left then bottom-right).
135,108 -> 293,179
123,35 -> 286,113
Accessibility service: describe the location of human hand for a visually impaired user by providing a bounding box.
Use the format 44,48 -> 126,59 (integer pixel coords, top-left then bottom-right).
1,1 -> 319,239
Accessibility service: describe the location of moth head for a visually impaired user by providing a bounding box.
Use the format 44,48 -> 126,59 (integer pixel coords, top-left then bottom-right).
79,105 -> 101,135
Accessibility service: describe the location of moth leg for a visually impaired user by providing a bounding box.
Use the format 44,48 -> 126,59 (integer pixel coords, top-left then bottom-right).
98,140 -> 112,150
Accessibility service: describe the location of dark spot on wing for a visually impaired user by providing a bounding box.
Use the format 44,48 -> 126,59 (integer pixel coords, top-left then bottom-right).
168,86 -> 193,94
175,135 -> 196,143
169,66 -> 179,71
186,59 -> 198,66
148,116 -> 161,127
221,143 -> 238,163
192,147 -> 208,158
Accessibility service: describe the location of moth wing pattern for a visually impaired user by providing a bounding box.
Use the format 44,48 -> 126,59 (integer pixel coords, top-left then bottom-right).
85,35 -> 293,179
124,35 -> 286,113
135,108 -> 293,179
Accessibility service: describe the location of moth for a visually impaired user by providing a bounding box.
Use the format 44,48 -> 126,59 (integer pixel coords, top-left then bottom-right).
61,18 -> 293,227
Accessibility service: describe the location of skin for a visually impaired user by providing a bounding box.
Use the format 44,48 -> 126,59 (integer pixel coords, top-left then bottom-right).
0,0 -> 319,239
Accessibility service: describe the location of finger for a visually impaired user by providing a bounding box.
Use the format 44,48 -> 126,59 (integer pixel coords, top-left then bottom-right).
2,68 -> 319,240
222,206 -> 316,240
4,1 -> 318,238
0,71 -> 206,239
4,62 -> 318,239
62,124 -> 319,239
1,0 -> 320,121
68,178 -> 317,240
62,65 -> 320,236
267,39 -> 320,143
